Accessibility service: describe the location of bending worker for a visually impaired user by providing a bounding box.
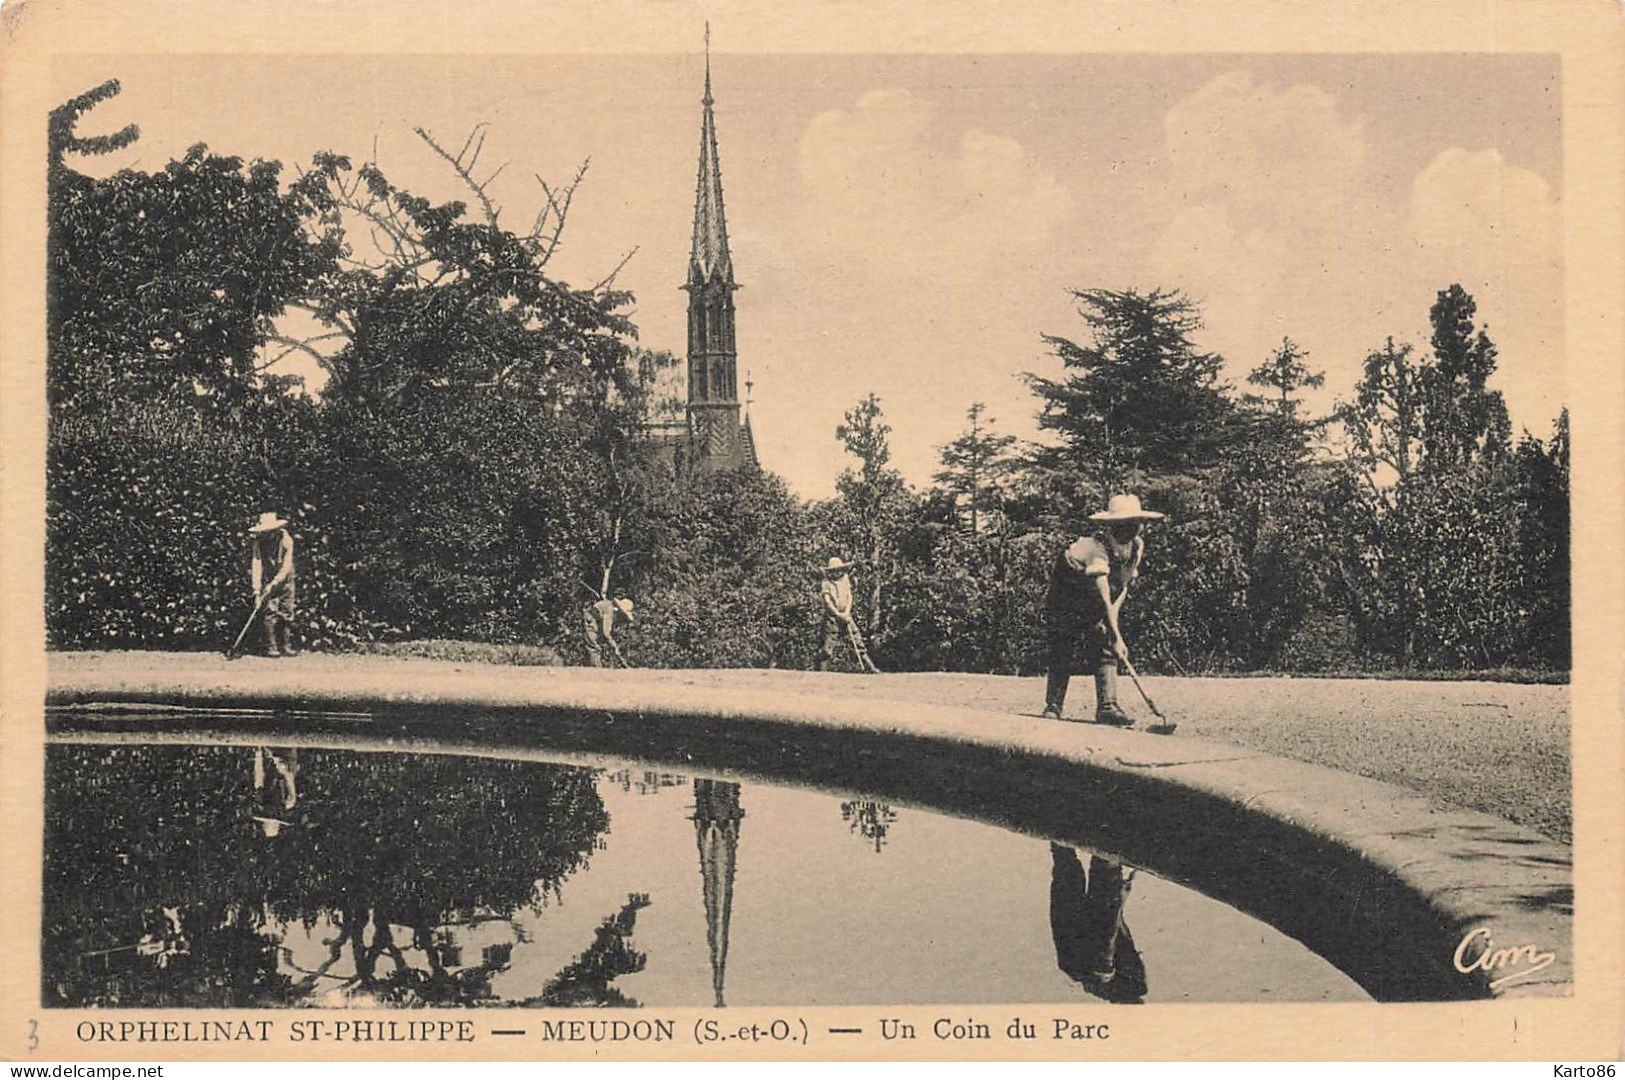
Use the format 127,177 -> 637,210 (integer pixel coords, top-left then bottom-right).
582,596 -> 636,668
248,511 -> 297,658
1042,493 -> 1164,725
816,556 -> 879,674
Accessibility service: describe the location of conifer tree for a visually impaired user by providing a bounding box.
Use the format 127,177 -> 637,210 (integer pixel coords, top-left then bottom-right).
933,402 -> 1017,532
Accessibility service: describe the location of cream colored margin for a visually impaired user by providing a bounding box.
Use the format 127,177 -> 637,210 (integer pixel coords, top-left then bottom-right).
2,0 -> 1621,1062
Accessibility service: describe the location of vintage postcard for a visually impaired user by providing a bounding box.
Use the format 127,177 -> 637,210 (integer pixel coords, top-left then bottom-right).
2,0 -> 1621,1063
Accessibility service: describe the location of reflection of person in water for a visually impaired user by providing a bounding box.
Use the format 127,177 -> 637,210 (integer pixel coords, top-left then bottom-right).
252,747 -> 300,837
1048,843 -> 1147,1003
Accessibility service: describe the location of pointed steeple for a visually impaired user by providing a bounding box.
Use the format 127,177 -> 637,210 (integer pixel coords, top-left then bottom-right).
690,22 -> 733,286
682,26 -> 756,473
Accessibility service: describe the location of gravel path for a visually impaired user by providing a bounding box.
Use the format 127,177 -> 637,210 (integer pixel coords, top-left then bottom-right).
48,650 -> 1573,843
616,667 -> 1572,844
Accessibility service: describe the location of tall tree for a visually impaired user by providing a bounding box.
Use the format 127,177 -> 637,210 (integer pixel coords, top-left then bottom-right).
1420,284 -> 1512,475
933,402 -> 1017,533
1025,288 -> 1238,502
1509,409 -> 1570,667
1334,302 -> 1533,669
1337,337 -> 1425,499
283,132 -> 635,414
1245,337 -> 1324,422
1225,337 -> 1337,665
835,393 -> 913,638
48,81 -> 336,412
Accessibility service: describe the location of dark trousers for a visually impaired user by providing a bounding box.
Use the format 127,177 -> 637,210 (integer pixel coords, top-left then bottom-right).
1044,608 -> 1111,711
818,613 -> 877,673
260,587 -> 296,655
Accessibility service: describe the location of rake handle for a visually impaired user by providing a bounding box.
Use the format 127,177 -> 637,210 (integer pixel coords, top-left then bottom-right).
1120,655 -> 1166,721
226,593 -> 269,658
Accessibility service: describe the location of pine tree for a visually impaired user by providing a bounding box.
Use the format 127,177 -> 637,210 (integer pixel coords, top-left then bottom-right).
1025,288 -> 1238,501
1421,284 -> 1512,475
933,402 -> 1017,532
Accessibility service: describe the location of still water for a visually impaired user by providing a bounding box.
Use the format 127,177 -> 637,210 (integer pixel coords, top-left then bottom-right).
43,742 -> 1368,1007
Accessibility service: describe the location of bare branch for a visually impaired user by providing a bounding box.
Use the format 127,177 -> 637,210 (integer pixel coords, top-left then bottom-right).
416,124 -> 501,229
592,246 -> 639,292
457,123 -> 486,164
262,332 -> 344,376
530,158 -> 590,264
287,301 -> 356,340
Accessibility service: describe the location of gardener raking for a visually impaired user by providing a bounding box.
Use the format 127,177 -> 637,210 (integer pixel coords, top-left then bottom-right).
1041,494 -> 1164,726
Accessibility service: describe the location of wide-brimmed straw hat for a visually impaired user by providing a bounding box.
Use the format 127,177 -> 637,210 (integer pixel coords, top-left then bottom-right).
251,815 -> 291,838
1088,494 -> 1165,523
247,511 -> 289,535
613,597 -> 636,622
821,556 -> 856,574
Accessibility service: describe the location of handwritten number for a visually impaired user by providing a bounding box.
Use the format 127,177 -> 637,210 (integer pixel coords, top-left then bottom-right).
28,1018 -> 39,1052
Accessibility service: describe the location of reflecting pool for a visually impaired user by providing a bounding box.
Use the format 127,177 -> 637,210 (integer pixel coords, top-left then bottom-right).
43,742 -> 1369,1007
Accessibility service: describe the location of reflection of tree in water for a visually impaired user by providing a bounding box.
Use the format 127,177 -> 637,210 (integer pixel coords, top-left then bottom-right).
606,769 -> 687,796
840,800 -> 898,853
43,744 -> 609,1007
516,894 -> 652,1007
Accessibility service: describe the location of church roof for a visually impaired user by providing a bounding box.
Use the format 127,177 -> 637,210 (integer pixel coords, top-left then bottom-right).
689,35 -> 733,286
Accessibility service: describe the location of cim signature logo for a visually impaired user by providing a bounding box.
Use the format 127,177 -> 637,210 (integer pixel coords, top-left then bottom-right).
1453,925 -> 1556,990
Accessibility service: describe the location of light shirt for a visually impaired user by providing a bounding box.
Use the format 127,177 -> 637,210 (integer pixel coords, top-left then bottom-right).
821,575 -> 853,617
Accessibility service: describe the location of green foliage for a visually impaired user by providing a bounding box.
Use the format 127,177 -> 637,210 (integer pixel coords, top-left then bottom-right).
46,79 -> 139,184
42,80 -> 1567,679
1245,336 -> 1325,421
831,394 -> 915,639
42,745 -> 608,1007
880,524 -> 1056,674
1333,286 -> 1556,669
1026,288 -> 1240,501
631,468 -> 826,669
298,155 -> 637,412
45,88 -> 641,654
308,390 -> 610,643
933,402 -> 1018,533
1421,284 -> 1512,474
1338,337 -> 1425,487
48,84 -> 336,410
46,402 -> 377,650
1510,412 -> 1570,667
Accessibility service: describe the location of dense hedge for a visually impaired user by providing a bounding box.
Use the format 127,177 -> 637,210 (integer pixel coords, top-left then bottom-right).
47,405 -> 377,651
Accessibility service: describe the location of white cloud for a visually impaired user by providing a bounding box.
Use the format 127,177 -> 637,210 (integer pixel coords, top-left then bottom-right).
1142,71 -> 1563,433
765,88 -> 1076,490
1406,147 -> 1560,288
1404,146 -> 1564,421
1147,71 -> 1382,383
1160,70 -> 1367,233
795,88 -> 1073,283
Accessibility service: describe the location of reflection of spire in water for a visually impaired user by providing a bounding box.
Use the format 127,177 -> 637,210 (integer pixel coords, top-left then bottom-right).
691,779 -> 743,1007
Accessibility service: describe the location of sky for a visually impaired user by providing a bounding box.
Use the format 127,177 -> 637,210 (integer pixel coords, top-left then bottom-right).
56,51 -> 1564,497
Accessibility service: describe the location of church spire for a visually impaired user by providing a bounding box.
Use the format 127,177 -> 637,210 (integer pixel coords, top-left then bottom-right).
682,26 -> 755,473
703,21 -> 713,105
690,21 -> 732,286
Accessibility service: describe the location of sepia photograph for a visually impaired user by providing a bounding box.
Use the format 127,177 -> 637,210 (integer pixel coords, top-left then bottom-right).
2,0 -> 1621,1063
